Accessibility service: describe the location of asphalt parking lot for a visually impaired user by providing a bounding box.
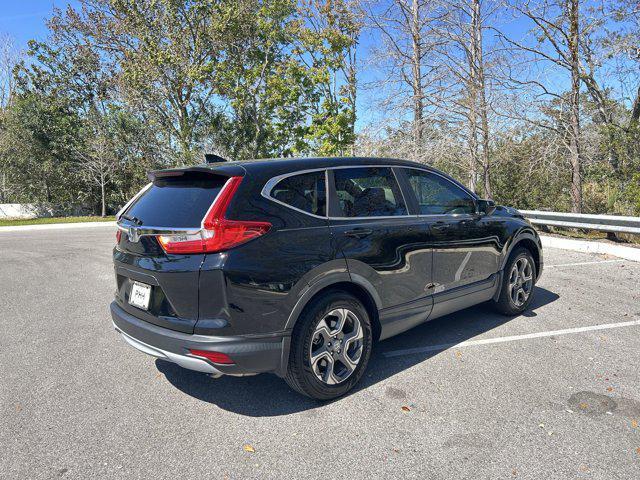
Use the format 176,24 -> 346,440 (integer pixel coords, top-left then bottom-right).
1,225 -> 639,479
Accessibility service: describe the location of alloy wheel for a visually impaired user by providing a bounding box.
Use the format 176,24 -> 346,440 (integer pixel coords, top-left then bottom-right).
309,308 -> 364,385
509,257 -> 533,307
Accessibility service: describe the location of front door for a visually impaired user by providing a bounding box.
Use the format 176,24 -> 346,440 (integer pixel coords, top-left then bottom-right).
402,168 -> 501,294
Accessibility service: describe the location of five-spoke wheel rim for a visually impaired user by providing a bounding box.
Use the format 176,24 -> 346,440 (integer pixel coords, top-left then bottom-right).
309,308 -> 364,385
509,257 -> 533,307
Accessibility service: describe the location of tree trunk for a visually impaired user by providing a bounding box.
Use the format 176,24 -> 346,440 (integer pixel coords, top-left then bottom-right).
348,44 -> 357,156
630,85 -> 640,126
0,171 -> 5,203
411,0 -> 424,153
100,170 -> 106,217
466,0 -> 481,194
568,0 -> 582,213
468,114 -> 479,193
472,0 -> 492,198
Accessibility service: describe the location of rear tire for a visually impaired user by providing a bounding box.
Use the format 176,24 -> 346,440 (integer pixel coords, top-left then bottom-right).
493,248 -> 536,315
284,291 -> 372,400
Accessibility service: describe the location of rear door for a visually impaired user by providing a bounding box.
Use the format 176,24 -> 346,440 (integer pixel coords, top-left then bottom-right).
328,166 -> 433,337
114,171 -> 230,333
403,168 -> 500,293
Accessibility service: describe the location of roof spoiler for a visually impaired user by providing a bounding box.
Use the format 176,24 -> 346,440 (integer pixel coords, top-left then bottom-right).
148,165 -> 244,181
205,153 -> 227,163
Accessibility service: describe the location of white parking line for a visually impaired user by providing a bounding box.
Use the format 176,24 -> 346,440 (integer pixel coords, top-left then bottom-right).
0,221 -> 116,233
383,319 -> 640,358
545,259 -> 624,268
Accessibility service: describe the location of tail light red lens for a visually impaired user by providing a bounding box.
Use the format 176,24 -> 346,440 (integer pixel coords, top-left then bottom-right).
189,349 -> 234,365
157,176 -> 271,254
116,229 -> 122,244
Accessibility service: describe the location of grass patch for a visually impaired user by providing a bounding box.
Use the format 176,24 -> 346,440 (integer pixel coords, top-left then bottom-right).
0,216 -> 116,227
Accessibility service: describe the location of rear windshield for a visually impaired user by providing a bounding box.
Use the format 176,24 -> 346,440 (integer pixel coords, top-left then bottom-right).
124,174 -> 226,228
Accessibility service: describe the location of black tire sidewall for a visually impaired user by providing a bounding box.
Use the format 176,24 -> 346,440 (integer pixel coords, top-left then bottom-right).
289,292 -> 372,400
499,248 -> 536,315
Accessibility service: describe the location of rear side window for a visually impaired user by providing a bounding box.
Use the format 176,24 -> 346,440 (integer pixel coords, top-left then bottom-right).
333,167 -> 407,217
271,171 -> 326,217
124,174 -> 227,228
405,169 -> 476,215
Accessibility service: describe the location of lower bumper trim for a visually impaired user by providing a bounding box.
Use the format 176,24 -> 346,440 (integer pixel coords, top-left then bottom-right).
110,301 -> 286,376
115,323 -> 223,375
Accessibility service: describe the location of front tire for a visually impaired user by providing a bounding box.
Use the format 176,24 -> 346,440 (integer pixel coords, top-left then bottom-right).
493,248 -> 536,315
285,291 -> 372,400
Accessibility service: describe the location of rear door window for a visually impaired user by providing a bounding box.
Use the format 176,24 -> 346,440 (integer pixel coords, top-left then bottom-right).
271,171 -> 326,217
332,167 -> 407,217
405,169 -> 476,215
124,173 -> 227,228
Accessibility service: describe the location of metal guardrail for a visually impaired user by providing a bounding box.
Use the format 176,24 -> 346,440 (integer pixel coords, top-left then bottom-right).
520,210 -> 640,235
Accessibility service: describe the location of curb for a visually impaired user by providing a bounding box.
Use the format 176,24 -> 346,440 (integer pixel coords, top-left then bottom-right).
0,221 -> 117,233
540,234 -> 640,262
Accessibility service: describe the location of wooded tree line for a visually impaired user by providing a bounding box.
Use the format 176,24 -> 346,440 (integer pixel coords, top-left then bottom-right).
0,0 -> 638,217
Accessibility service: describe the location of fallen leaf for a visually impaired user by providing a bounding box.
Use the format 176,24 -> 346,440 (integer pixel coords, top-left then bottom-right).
631,420 -> 638,428
606,387 -> 613,392
15,404 -> 21,413
637,447 -> 640,455
243,444 -> 255,453
579,402 -> 588,410
511,468 -> 517,477
455,351 -> 462,358
401,406 -> 411,412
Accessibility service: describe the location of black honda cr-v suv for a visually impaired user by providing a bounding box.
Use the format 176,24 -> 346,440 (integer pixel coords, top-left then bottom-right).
111,157 -> 542,399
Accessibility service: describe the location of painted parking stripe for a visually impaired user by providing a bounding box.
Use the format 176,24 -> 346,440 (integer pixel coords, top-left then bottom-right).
545,259 -> 624,268
0,221 -> 116,233
383,319 -> 640,358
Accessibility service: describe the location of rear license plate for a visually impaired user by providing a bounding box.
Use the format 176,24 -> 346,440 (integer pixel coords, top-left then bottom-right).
129,282 -> 152,310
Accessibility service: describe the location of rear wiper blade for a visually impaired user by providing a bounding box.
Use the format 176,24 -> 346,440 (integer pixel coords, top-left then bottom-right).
120,214 -> 143,226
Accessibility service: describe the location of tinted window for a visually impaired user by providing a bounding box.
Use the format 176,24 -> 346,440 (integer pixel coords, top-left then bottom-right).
405,169 -> 476,215
333,167 -> 407,217
271,171 -> 326,216
125,174 -> 226,228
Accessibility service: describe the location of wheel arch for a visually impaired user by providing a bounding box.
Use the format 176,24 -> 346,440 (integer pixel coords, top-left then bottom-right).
276,275 -> 381,378
285,275 -> 381,339
503,229 -> 543,280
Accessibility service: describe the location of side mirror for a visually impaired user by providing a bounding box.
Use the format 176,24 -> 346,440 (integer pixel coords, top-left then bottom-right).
477,199 -> 496,216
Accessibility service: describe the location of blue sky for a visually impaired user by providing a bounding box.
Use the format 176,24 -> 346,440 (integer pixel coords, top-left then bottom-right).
1,1 -> 629,130
0,1 -> 80,46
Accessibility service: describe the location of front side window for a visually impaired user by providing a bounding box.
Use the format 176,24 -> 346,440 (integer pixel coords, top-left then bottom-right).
333,167 -> 407,217
271,171 -> 326,216
405,169 -> 476,215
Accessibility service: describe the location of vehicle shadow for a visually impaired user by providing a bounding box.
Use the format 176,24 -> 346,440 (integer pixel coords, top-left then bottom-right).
156,286 -> 559,417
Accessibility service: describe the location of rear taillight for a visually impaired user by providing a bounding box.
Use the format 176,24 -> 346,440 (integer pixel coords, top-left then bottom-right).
116,229 -> 122,244
156,176 -> 271,254
189,349 -> 234,365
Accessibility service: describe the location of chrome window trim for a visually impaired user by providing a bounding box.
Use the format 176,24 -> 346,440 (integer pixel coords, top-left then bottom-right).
262,164 -> 416,221
116,224 -> 201,236
260,168 -> 329,219
401,167 -> 478,218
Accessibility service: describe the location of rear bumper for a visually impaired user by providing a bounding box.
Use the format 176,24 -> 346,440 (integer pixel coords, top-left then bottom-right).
110,301 -> 287,377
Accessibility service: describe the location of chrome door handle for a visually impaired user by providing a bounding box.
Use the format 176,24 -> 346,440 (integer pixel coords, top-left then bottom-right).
345,228 -> 373,239
431,222 -> 450,232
